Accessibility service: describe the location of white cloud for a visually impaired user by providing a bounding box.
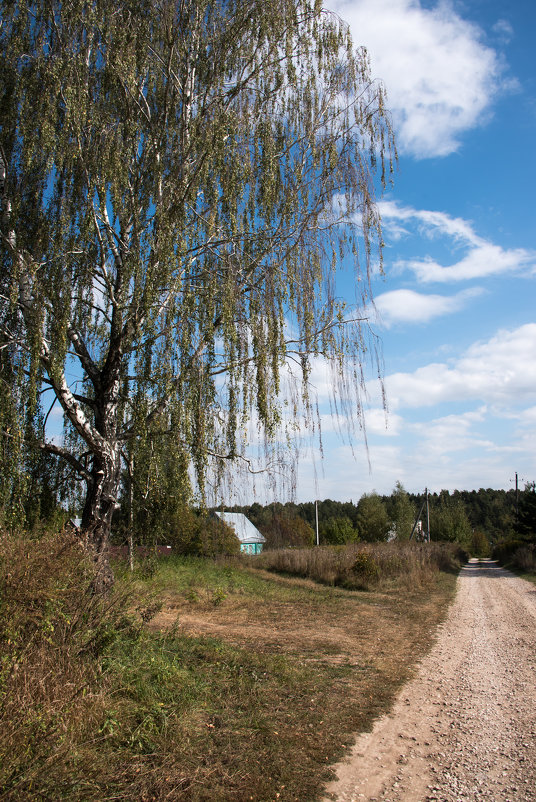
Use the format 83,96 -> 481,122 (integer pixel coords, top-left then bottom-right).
516,405 -> 536,426
492,19 -> 514,44
401,244 -> 535,283
289,325 -> 536,500
375,287 -> 483,327
386,323 -> 536,409
379,201 -> 480,245
361,406 -> 401,435
411,407 -> 492,455
512,408 -> 536,467
295,441 -> 404,501
379,200 -> 536,282
331,0 -> 511,158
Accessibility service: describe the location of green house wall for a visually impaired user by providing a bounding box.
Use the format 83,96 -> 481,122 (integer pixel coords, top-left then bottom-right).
240,542 -> 264,555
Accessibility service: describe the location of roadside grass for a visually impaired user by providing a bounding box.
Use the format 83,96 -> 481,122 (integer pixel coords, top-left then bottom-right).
505,566 -> 536,587
491,541 -> 536,586
513,571 -> 536,586
1,532 -> 461,801
247,541 -> 467,591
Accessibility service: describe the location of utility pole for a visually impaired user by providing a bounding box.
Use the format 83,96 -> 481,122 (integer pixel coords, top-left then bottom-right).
410,488 -> 430,542
426,487 -> 430,542
315,500 -> 319,546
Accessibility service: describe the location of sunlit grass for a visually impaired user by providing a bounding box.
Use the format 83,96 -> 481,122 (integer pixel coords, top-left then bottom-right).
1,530 -> 460,801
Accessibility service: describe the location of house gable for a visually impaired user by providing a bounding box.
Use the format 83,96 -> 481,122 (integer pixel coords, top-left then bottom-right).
214,512 -> 266,554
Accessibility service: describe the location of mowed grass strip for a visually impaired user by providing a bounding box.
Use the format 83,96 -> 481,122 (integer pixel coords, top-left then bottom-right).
0,536 -> 461,801
107,553 -> 459,801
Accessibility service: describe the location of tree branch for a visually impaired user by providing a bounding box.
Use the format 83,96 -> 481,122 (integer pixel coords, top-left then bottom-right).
37,441 -> 92,482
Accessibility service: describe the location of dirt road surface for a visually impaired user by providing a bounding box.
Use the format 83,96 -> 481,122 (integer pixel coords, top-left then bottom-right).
323,559 -> 536,802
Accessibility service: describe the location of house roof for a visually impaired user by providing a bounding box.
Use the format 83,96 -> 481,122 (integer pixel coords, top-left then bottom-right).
215,512 -> 266,544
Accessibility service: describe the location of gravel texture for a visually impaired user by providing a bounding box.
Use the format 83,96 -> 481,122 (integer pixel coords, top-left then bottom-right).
323,558 -> 536,802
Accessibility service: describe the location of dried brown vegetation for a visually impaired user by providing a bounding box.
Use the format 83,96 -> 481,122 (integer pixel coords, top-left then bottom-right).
0,532 -> 461,800
0,529 -> 128,798
249,540 -> 468,590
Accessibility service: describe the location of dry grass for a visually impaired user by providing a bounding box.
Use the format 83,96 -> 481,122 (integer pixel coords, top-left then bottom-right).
510,544 -> 536,573
135,548 -> 461,799
492,540 -> 536,585
0,528 -> 131,798
0,534 -> 461,801
247,540 -> 467,590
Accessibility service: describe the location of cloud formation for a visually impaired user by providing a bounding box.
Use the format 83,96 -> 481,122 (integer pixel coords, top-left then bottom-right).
375,287 -> 483,327
411,408 -> 493,455
331,0 -> 510,157
386,323 -> 536,409
379,200 -> 536,282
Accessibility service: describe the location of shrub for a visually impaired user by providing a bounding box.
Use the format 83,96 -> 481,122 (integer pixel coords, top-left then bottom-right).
195,515 -> 241,558
510,544 -> 536,573
471,529 -> 490,557
0,527 -> 130,798
346,552 -> 380,589
321,516 -> 359,545
492,538 -> 525,565
493,538 -> 536,573
261,513 -> 315,548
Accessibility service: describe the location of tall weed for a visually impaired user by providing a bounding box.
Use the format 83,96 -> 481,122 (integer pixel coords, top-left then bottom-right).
0,528 -> 463,800
252,541 -> 468,590
510,544 -> 536,573
0,528 -> 130,798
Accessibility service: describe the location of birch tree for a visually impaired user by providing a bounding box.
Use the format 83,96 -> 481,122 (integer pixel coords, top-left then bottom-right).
0,0 -> 394,588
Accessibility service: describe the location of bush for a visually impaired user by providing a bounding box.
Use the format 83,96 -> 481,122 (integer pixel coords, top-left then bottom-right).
346,552 -> 380,589
471,529 -> 490,557
510,545 -> 536,572
194,515 -> 241,558
261,513 -> 315,549
321,516 -> 359,545
114,507 -> 241,560
0,527 -> 131,798
492,538 -> 525,565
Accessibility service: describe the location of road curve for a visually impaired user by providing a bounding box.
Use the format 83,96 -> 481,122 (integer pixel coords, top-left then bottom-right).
323,558 -> 536,802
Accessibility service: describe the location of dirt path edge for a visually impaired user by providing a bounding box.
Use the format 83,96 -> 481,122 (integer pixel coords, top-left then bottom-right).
322,559 -> 536,802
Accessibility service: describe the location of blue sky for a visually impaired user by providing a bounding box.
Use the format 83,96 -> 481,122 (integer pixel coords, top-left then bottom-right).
287,0 -> 536,503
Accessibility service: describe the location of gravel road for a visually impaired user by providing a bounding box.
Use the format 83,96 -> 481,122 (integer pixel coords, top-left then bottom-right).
323,559 -> 536,802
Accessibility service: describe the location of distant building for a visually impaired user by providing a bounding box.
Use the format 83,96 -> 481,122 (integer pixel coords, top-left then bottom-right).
215,512 -> 266,554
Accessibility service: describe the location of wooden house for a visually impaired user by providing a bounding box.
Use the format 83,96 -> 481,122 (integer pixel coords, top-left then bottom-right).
215,512 -> 266,554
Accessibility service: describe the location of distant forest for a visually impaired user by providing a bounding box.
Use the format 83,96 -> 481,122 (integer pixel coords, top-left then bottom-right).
99,481 -> 534,556
226,486 -> 525,550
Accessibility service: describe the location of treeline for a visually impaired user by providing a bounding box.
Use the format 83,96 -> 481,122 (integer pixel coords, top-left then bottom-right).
227,483 -> 534,551
3,451 -> 534,558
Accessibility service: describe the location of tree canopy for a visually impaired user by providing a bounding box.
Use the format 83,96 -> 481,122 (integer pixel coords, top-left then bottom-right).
0,0 -> 394,585
515,482 -> 536,542
356,492 -> 389,542
388,481 -> 415,540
